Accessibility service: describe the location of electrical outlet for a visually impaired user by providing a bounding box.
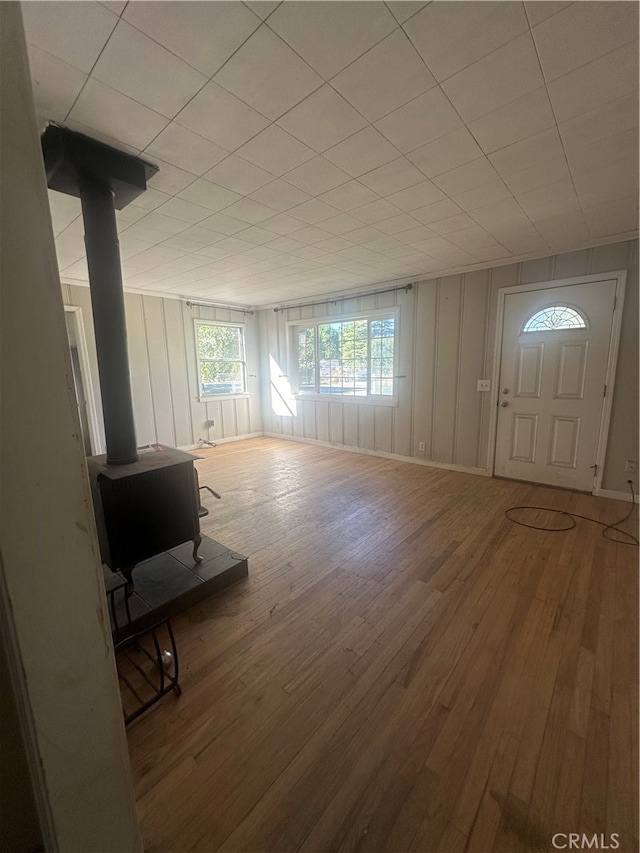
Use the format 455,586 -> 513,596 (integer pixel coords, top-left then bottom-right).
419,441 -> 426,452
477,379 -> 491,392
624,460 -> 637,473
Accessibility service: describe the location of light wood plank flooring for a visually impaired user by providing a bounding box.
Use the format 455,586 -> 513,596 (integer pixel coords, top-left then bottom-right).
127,437 -> 638,853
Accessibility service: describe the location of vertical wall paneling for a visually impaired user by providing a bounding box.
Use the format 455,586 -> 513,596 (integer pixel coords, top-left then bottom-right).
520,256 -> 553,285
431,275 -> 462,462
182,301 -> 207,444
142,295 -> 175,446
455,270 -> 490,469
124,293 -> 155,445
162,298 -> 192,447
589,242 -> 630,274
330,402 -> 343,445
412,280 -> 437,458
392,287 -> 414,458
554,249 -> 590,280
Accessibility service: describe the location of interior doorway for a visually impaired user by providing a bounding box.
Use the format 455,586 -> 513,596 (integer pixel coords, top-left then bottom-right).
64,306 -> 101,455
491,272 -> 626,493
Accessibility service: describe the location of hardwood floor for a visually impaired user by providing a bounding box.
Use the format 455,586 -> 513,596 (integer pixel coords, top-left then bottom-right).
127,437 -> 638,853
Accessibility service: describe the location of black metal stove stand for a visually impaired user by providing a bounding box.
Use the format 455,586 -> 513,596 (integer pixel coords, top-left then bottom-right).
105,573 -> 181,725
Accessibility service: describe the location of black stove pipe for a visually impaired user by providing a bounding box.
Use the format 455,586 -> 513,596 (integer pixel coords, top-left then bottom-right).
80,173 -> 138,465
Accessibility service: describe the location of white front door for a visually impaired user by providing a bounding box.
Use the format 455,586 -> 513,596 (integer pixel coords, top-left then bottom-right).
495,279 -> 617,491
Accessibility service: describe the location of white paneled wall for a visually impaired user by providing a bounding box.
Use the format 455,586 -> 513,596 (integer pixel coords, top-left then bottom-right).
261,240 -> 638,491
61,284 -> 263,449
62,239 -> 637,493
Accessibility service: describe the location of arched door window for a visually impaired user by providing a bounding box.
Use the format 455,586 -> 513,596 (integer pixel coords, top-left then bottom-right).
522,305 -> 587,332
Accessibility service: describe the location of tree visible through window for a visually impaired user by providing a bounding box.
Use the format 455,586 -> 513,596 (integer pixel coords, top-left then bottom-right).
195,321 -> 246,396
523,306 -> 587,332
295,315 -> 396,398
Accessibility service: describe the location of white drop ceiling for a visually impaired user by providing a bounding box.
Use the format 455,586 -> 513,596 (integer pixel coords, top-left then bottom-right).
23,0 -> 639,307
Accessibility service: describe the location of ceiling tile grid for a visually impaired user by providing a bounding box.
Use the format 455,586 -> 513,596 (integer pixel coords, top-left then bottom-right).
24,0 -> 638,307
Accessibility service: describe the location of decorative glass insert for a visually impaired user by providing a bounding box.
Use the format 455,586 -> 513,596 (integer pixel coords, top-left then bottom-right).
523,305 -> 587,332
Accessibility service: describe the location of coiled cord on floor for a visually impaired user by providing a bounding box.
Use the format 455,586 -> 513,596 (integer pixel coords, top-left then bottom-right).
505,481 -> 639,547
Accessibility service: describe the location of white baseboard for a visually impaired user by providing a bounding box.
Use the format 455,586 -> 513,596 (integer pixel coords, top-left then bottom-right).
178,431 -> 264,452
594,486 -> 639,503
262,432 -> 490,477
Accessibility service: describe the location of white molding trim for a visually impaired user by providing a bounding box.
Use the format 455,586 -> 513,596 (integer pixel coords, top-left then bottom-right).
594,487 -> 639,503
487,270 -> 628,497
262,432 -> 490,477
63,305 -> 103,455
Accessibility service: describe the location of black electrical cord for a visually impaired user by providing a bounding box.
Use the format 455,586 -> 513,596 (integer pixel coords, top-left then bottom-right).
505,481 -> 639,547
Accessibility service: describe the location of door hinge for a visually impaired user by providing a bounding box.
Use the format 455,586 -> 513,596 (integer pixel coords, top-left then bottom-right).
603,384 -> 607,397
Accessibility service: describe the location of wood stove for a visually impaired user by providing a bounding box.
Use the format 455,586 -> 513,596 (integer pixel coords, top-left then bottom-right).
42,126 -> 205,588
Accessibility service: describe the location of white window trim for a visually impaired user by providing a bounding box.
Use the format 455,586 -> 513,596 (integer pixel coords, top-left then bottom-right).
286,306 -> 400,407
194,318 -> 250,402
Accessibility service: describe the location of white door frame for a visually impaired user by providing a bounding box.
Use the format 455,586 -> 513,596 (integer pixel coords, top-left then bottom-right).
64,305 -> 103,455
487,270 -> 627,495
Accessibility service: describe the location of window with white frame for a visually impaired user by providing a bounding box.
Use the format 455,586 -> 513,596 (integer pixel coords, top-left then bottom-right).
290,309 -> 398,401
195,320 -> 247,398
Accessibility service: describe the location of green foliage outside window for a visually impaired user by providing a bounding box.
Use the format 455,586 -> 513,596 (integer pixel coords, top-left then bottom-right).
196,322 -> 246,396
296,316 -> 395,397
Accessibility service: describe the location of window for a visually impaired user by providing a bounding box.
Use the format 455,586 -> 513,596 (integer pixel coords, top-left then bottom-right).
195,320 -> 247,397
523,305 -> 587,332
291,310 -> 397,401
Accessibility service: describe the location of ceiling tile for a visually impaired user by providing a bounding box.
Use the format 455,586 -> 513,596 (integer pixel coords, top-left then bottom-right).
411,199 -> 464,225
48,190 -> 81,237
236,125 -> 315,176
408,126 -> 483,178
174,81 -> 270,151
442,33 -> 544,123
243,2 -> 280,21
573,160 -> 639,209
501,156 -> 572,196
324,127 -> 399,178
386,180 -> 447,211
514,179 -> 581,222
374,214 -> 421,235
238,226 -> 281,246
198,212 -> 252,236
277,85 -> 368,153
204,154 -> 275,194
359,157 -> 425,195
558,94 -> 639,157
567,129 -> 638,179
283,156 -> 350,195
317,181 -> 378,212
432,157 -> 500,196
534,210 -> 589,246
267,1 -> 397,79
130,187 -> 172,212
351,198 -> 402,224
92,20 -> 207,118
248,180 -> 311,212
451,180 -> 513,213
446,225 -> 500,250
292,225 -> 334,245
22,1 -> 118,74
387,2 -> 427,25
347,226 -> 387,245
145,123 -> 228,175
331,30 -> 435,122
260,213 -> 309,236
427,213 -> 477,235
288,199 -> 336,224
100,2 -> 127,14
471,197 -> 532,230
177,179 -> 241,212
404,1 -> 528,82
27,46 -> 87,122
523,2 -> 571,28
68,78 -> 168,150
155,198 -> 212,224
319,213 -> 367,235
489,128 -> 565,177
375,88 -> 463,153
223,198 -> 275,224
213,26 -> 322,121
147,159 -> 197,195
532,1 -> 638,83
547,42 -> 639,125
467,87 -> 556,155
123,1 -> 260,77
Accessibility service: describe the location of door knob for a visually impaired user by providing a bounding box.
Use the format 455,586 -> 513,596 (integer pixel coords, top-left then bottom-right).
500,400 -> 509,407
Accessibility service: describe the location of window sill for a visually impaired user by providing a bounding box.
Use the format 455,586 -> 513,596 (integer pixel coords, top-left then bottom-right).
293,393 -> 398,407
199,393 -> 250,403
